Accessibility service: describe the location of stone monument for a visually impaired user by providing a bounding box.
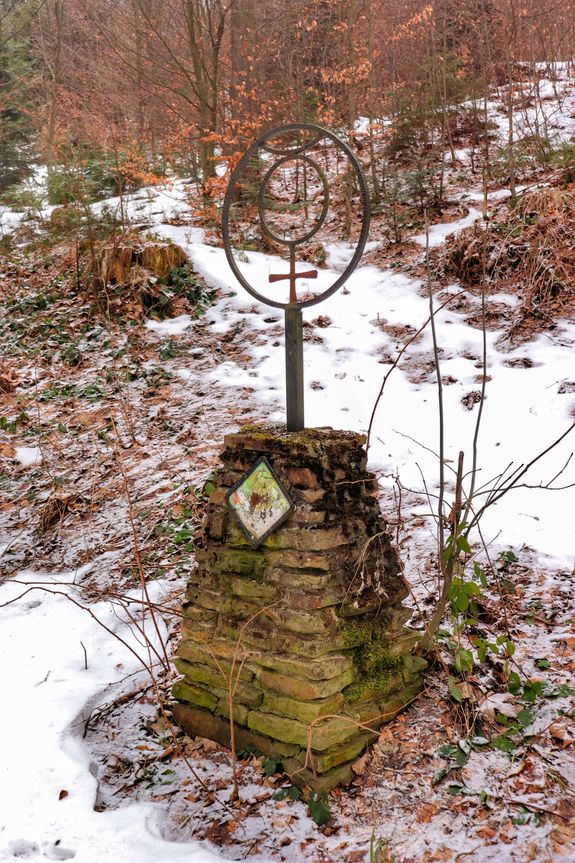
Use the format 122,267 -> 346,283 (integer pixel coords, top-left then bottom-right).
172,125 -> 426,790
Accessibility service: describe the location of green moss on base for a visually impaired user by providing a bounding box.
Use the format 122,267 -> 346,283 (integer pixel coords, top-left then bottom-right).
343,668 -> 403,704
339,616 -> 409,704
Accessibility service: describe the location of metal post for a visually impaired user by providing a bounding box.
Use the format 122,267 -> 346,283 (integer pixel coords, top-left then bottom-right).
285,305 -> 304,432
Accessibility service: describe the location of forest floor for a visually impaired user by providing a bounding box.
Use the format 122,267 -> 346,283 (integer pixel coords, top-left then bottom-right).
1,74 -> 575,863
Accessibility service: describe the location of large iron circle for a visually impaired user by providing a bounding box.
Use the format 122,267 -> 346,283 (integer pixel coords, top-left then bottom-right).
257,154 -> 329,246
222,122 -> 371,310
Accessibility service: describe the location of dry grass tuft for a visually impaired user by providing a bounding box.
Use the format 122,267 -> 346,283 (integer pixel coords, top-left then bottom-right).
443,182 -> 575,337
38,493 -> 87,533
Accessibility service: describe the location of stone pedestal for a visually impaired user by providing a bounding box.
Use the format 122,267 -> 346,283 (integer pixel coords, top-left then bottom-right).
172,425 -> 426,790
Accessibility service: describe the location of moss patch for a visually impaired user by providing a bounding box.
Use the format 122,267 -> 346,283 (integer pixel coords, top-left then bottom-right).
339,616 -> 407,704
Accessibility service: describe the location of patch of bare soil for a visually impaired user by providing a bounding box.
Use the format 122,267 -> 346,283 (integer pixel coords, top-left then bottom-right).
364,239 -> 422,271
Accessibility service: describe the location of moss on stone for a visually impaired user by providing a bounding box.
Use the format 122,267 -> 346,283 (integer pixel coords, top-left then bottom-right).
216,548 -> 266,578
343,669 -> 403,704
339,617 -> 380,649
172,680 -> 218,712
339,616 -> 410,705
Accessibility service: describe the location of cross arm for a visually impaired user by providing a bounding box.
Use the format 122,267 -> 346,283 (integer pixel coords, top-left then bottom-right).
269,270 -> 318,283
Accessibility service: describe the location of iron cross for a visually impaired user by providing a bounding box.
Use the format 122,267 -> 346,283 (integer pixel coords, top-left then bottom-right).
269,245 -> 317,304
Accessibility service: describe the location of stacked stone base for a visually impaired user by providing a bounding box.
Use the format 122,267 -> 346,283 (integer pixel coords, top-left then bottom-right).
172,425 -> 427,790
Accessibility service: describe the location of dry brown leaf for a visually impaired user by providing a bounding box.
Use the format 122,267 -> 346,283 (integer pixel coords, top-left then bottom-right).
555,796 -> 575,823
550,824 -> 575,855
416,802 -> 440,823
351,753 -> 369,775
474,825 -> 497,840
0,368 -> 17,393
158,746 -> 174,760
549,720 -> 574,747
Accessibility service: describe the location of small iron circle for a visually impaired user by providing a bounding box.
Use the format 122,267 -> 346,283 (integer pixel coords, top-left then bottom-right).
257,154 -> 329,247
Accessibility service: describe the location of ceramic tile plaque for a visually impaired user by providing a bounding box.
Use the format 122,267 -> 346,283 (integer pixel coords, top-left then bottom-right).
226,456 -> 294,547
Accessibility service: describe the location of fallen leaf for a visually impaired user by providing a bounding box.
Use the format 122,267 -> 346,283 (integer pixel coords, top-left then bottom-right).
549,721 -> 574,747
550,825 -> 575,855
158,746 -> 174,760
416,802 -> 440,823
478,691 -> 519,722
351,753 -> 369,775
58,789 -> 68,800
474,825 -> 497,840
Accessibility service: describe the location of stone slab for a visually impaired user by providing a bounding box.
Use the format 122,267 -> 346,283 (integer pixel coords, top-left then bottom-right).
172,702 -> 299,759
261,692 -> 345,724
258,667 -> 354,701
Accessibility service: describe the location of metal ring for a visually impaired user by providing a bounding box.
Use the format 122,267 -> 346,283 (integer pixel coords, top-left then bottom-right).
257,154 -> 329,247
222,123 -> 370,310
261,131 -> 323,156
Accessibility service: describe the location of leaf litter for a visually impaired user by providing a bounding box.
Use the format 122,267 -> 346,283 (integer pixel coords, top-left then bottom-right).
1,74 -> 575,863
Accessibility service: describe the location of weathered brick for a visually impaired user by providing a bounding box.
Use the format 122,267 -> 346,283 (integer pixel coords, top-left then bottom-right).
215,698 -> 249,727
172,702 -> 299,759
228,577 -> 279,601
385,629 -> 422,658
246,711 -> 308,746
185,587 -> 233,614
217,620 -> 347,658
377,679 -> 424,717
177,616 -> 216,643
207,488 -> 227,507
266,567 -> 334,591
180,631 -> 259,671
292,488 -> 326,504
289,589 -> 344,610
263,605 -> 339,636
252,651 -> 353,681
402,655 -> 428,680
263,549 -> 334,571
247,710 -> 361,751
262,692 -> 345,724
174,659 -> 263,707
282,757 -> 354,790
344,700 -> 386,725
206,507 -> 228,540
258,668 -> 354,700
172,680 -> 218,711
291,507 -> 326,526
311,732 -> 374,773
216,548 -> 267,577
286,467 -> 319,489
263,525 -> 352,552
181,602 -> 218,623
178,638 -> 255,682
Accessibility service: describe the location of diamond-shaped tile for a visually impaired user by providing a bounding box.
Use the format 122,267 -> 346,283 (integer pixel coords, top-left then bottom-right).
226,456 -> 294,547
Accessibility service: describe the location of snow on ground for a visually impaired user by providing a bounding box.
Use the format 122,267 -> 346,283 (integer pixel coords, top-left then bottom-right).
0,205 -> 25,236
146,219 -> 575,567
0,571 -> 222,863
2,69 -> 575,863
413,206 -> 482,246
15,446 -> 43,467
